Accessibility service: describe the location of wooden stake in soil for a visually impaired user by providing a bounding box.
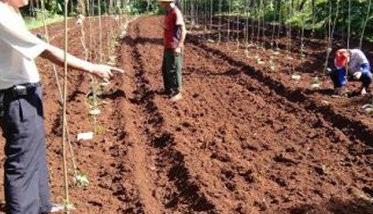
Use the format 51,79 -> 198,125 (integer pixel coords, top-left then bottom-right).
359,0 -> 372,49
63,0 -> 71,212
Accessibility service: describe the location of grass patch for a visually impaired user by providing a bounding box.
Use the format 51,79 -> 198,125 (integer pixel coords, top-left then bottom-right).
24,15 -> 65,30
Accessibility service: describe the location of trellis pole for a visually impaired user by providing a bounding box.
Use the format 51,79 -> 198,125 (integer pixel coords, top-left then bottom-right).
62,0 -> 71,211
359,0 -> 372,48
347,0 -> 351,49
324,0 -> 339,72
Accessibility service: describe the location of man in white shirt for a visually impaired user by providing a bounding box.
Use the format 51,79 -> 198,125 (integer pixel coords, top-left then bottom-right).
0,0 -> 123,213
331,48 -> 372,95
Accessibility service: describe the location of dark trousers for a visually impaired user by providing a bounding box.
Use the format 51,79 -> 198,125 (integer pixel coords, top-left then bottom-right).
331,63 -> 373,88
0,84 -> 51,214
162,49 -> 183,94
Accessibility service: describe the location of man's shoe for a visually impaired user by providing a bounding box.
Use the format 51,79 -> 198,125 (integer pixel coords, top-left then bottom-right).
361,87 -> 368,96
42,203 -> 65,213
170,93 -> 182,102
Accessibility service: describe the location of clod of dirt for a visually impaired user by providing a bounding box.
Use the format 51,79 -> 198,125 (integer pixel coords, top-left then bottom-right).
254,199 -> 268,211
235,203 -> 249,214
221,169 -> 235,180
314,165 -> 328,175
362,186 -> 373,198
240,142 -> 258,151
273,176 -> 288,187
239,169 -> 255,184
273,153 -> 299,165
349,187 -> 373,203
152,132 -> 174,148
211,152 -> 231,162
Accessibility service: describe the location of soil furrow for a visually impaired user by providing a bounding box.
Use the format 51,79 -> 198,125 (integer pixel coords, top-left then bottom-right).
126,19 -> 218,213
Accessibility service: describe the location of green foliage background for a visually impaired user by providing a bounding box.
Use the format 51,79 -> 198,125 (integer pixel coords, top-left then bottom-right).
21,0 -> 373,40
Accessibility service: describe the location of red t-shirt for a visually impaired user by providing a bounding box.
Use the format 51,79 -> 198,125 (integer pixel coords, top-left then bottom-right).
164,6 -> 184,49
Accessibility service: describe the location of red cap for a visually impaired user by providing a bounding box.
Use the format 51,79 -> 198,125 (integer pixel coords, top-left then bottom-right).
335,49 -> 349,68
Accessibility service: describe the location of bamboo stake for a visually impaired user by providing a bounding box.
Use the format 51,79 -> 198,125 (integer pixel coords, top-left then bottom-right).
62,0 -> 70,212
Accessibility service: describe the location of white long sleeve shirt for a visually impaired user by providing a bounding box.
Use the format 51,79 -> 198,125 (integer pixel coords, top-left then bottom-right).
0,2 -> 48,89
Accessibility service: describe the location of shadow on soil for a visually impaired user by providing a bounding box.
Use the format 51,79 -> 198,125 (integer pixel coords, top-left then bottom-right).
287,198 -> 373,214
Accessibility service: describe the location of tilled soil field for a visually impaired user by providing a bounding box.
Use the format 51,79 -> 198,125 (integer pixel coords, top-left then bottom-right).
0,16 -> 372,214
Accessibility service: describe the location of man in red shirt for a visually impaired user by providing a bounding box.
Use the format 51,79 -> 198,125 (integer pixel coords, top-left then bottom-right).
158,0 -> 187,101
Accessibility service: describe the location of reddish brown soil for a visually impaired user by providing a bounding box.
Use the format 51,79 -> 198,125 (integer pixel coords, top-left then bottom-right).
0,15 -> 372,214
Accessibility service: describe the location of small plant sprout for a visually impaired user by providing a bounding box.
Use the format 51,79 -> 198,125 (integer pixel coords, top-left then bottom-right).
99,81 -> 110,88
291,73 -> 301,81
255,54 -> 264,64
256,57 -> 264,65
89,108 -> 101,116
269,56 -> 276,71
310,76 -> 321,90
108,55 -> 117,66
74,171 -> 89,187
300,44 -> 306,60
63,200 -> 75,211
94,124 -> 107,135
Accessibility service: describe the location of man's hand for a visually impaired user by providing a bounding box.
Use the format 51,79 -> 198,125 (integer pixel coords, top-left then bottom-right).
353,71 -> 362,80
90,64 -> 124,80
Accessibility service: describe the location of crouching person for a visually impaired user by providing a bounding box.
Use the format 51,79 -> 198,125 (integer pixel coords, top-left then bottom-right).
331,49 -> 372,96
0,0 -> 123,213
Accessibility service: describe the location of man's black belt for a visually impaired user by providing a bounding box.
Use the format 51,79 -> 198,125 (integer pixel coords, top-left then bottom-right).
0,82 -> 41,97
0,82 -> 41,117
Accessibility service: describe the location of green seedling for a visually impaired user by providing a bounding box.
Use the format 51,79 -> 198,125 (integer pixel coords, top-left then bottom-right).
94,124 -> 106,135
291,73 -> 301,81
107,55 -> 117,66
74,172 -> 89,187
63,200 -> 75,211
269,55 -> 276,71
89,108 -> 101,116
256,58 -> 265,65
310,76 -> 321,89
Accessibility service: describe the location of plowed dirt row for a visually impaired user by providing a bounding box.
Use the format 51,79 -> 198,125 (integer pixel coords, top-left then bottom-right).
122,16 -> 373,213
